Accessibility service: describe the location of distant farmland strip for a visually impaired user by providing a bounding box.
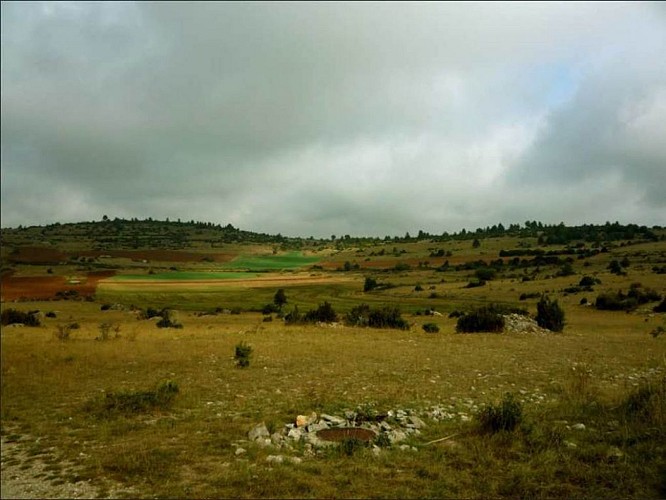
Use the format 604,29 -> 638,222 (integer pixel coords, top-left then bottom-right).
109,272 -> 257,281
222,252 -> 320,270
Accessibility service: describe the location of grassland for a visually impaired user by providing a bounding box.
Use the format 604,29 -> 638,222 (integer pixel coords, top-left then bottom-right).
2,221 -> 665,498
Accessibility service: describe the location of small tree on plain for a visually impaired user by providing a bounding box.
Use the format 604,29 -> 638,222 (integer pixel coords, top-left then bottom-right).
274,289 -> 287,310
536,295 -> 565,332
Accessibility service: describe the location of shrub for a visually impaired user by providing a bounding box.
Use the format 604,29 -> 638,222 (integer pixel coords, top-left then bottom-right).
54,324 -> 72,341
414,284 -> 424,292
1,309 -> 41,327
100,303 -> 112,311
346,304 -> 409,330
363,277 -> 378,292
465,280 -> 486,288
477,393 -> 523,433
45,311 -> 57,318
456,306 -> 505,333
284,305 -> 302,324
303,301 -> 338,323
97,322 -> 121,340
536,295 -> 565,332
580,297 -> 588,305
422,323 -> 439,333
235,341 -> 253,368
475,267 -> 496,281
519,292 -> 541,301
578,276 -> 598,287
156,309 -> 183,329
261,303 -> 279,315
273,288 -> 287,310
86,380 -> 179,417
654,299 -> 666,313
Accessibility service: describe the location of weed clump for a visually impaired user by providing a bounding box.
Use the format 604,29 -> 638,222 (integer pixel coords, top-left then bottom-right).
235,341 -> 253,368
85,380 -> 179,417
456,305 -> 505,333
477,393 -> 523,433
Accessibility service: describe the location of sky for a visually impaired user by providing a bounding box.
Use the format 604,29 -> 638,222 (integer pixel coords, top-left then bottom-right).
1,1 -> 665,237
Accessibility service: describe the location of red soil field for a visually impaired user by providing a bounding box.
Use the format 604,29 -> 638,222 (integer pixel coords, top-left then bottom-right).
6,246 -> 67,264
77,250 -> 234,263
0,271 -> 115,302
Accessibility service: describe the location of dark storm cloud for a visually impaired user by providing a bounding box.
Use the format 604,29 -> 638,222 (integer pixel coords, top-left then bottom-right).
2,1 -> 664,236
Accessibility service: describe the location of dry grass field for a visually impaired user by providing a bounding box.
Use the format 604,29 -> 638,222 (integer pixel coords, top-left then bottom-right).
2,225 -> 666,498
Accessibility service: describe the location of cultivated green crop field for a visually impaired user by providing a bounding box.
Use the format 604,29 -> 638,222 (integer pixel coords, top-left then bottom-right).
222,252 -> 321,270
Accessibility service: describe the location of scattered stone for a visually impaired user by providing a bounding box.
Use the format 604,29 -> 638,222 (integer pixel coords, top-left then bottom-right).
388,430 -> 407,444
248,423 -> 270,441
564,441 -> 577,449
572,423 -> 586,431
408,416 -> 427,429
321,414 -> 346,426
287,428 -> 303,441
235,448 -> 247,456
606,447 -> 624,461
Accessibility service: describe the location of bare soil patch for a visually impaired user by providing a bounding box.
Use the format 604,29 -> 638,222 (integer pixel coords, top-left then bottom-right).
1,271 -> 115,301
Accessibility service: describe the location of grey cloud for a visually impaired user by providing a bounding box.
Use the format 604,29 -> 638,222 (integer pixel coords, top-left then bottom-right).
2,2 -> 665,235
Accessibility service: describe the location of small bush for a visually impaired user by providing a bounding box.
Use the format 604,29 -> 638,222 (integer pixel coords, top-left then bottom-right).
284,305 -> 302,324
235,341 -> 253,368
578,276 -> 598,287
414,284 -> 424,292
156,310 -> 183,329
85,380 -> 179,417
536,295 -> 565,332
100,304 -> 112,311
346,304 -> 409,330
261,303 -> 279,315
475,267 -> 496,281
303,301 -> 338,323
465,280 -> 486,288
45,311 -> 57,318
422,323 -> 439,333
519,292 -> 541,301
456,306 -> 505,333
477,393 -> 523,433
1,309 -> 41,327
654,299 -> 666,313
54,324 -> 72,341
97,322 -> 121,340
363,277 -> 378,292
339,437 -> 365,456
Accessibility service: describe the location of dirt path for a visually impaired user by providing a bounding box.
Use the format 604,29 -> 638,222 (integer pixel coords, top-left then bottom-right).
1,427 -> 134,499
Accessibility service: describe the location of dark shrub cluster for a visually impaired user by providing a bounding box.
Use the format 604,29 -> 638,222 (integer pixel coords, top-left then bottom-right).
346,304 -> 409,330
285,302 -> 338,324
1,309 -> 41,327
654,298 -> 666,313
156,309 -> 183,329
536,295 -> 565,332
363,277 -> 378,292
422,323 -> 440,333
596,284 -> 661,311
519,292 -> 541,301
455,305 -> 505,333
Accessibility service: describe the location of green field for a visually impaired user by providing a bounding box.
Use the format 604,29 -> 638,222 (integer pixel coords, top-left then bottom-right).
222,252 -> 320,270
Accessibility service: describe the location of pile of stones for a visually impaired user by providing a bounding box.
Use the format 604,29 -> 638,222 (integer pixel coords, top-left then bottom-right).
503,314 -> 552,335
247,408 -> 427,454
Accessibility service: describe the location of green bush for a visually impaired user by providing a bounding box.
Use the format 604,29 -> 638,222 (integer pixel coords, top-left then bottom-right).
422,323 -> 439,333
1,309 -> 41,327
477,393 -> 523,433
156,309 -> 183,329
302,301 -> 338,323
456,306 -> 505,333
235,341 -> 253,368
536,295 -> 565,332
346,304 -> 409,330
475,267 -> 496,281
363,277 -> 378,292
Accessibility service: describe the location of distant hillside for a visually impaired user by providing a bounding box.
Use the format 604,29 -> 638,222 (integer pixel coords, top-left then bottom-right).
1,218 -> 663,261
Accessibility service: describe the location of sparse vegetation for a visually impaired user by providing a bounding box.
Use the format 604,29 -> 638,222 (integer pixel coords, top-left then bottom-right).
477,393 -> 523,433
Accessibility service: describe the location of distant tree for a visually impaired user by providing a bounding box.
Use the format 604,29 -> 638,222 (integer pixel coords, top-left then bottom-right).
273,289 -> 287,310
364,277 -> 378,292
472,238 -> 481,248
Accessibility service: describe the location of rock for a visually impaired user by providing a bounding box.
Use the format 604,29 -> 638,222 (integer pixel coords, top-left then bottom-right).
270,432 -> 285,445
372,445 -> 382,456
380,421 -> 392,431
235,447 -> 247,456
572,423 -> 586,431
266,455 -> 284,464
306,421 -> 329,433
388,430 -> 407,444
296,412 -> 317,427
321,414 -> 346,426
408,416 -> 427,429
564,440 -> 577,449
287,428 -> 303,441
248,423 -> 270,441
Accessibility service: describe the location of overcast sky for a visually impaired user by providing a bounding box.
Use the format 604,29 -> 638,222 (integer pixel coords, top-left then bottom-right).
2,2 -> 665,237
